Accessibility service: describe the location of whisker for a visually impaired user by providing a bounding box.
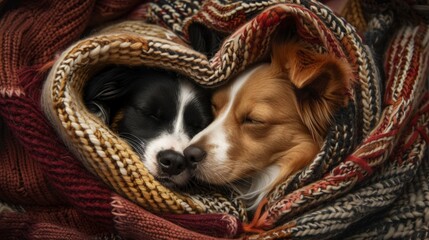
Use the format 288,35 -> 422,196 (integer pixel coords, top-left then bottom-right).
118,132 -> 146,157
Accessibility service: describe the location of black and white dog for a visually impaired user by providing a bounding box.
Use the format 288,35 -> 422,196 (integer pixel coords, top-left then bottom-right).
84,66 -> 213,188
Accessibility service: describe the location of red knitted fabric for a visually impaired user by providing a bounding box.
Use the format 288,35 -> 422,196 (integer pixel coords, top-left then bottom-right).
111,195 -> 226,240
4,1 -> 426,239
0,117 -> 62,206
161,212 -> 244,238
0,0 -> 148,237
0,0 -> 114,229
0,211 -> 114,239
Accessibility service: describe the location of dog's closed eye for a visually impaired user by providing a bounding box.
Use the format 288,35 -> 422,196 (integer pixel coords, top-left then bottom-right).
242,115 -> 265,125
187,40 -> 353,210
84,66 -> 213,189
134,107 -> 163,121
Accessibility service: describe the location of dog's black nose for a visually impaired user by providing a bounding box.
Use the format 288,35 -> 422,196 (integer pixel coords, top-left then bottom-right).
157,150 -> 187,176
184,146 -> 206,164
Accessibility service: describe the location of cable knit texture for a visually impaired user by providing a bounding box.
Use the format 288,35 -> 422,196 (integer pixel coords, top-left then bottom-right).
1,0 -> 428,239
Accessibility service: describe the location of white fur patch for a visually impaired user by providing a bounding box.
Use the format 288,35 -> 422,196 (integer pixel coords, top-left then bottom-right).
190,66 -> 262,164
142,82 -> 196,186
235,164 -> 280,210
173,82 -> 196,134
143,131 -> 191,185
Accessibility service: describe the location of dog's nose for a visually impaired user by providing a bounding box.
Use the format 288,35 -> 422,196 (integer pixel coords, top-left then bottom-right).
157,150 -> 187,176
184,146 -> 206,164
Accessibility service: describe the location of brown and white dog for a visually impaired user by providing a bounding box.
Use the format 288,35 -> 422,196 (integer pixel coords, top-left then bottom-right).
184,41 -> 352,208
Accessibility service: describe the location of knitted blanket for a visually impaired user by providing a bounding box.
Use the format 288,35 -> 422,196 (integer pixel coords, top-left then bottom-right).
1,0 -> 428,239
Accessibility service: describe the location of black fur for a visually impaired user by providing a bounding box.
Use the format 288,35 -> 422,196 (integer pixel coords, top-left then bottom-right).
84,66 -> 212,139
83,66 -> 213,187
188,23 -> 225,59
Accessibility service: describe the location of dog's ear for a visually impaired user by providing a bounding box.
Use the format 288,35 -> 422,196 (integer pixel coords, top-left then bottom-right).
272,42 -> 353,143
84,66 -> 135,124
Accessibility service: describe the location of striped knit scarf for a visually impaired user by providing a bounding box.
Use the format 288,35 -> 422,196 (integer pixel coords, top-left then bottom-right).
1,0 -> 428,239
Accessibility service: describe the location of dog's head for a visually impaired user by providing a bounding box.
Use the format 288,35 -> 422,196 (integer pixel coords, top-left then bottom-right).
84,66 -> 213,188
184,41 -> 352,191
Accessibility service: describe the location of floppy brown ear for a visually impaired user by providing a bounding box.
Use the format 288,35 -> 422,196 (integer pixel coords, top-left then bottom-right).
272,42 -> 353,143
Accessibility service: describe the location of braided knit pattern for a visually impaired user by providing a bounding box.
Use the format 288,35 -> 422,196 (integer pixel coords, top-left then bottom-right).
128,0 -> 203,39
183,0 -> 381,135
341,95 -> 429,239
250,93 -> 429,240
43,0 -> 376,218
42,22 -> 249,217
247,22 -> 429,240
341,0 -> 367,34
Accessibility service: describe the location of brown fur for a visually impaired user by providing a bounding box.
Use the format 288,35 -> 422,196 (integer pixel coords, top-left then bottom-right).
110,110 -> 124,132
193,41 -> 352,192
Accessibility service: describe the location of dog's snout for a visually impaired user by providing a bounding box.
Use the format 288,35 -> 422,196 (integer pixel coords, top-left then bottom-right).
157,150 -> 186,176
184,146 -> 206,164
